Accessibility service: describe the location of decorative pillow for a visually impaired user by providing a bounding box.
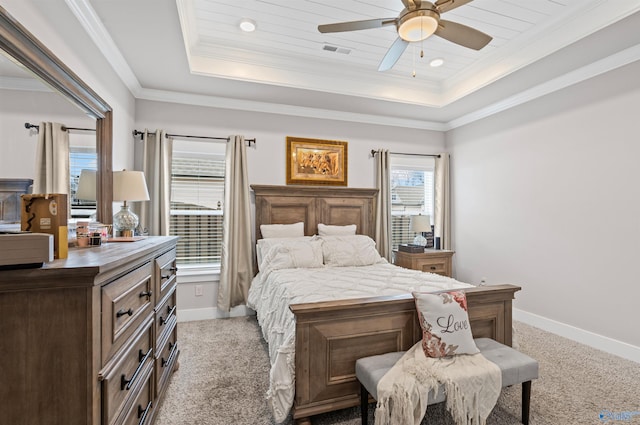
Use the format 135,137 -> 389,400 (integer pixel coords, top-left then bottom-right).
317,223 -> 357,236
412,291 -> 479,358
260,222 -> 304,239
256,236 -> 313,268
258,239 -> 323,272
319,235 -> 382,267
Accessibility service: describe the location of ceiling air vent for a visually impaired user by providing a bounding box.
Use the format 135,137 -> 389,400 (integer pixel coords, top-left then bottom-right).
322,44 -> 351,55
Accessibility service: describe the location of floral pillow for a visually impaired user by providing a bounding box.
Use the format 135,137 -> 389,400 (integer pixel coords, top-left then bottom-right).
412,291 -> 479,358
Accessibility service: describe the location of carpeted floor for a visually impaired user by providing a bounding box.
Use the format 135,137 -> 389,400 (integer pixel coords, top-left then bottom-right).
154,317 -> 640,425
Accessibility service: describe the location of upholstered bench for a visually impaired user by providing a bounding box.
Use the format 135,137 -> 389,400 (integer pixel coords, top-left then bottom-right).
356,338 -> 539,425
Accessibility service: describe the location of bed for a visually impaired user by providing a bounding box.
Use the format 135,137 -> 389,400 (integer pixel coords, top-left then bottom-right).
249,185 -> 520,425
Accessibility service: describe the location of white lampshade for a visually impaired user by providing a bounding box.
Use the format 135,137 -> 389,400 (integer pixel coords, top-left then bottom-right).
113,170 -> 150,202
410,214 -> 432,233
75,169 -> 96,201
398,11 -> 438,42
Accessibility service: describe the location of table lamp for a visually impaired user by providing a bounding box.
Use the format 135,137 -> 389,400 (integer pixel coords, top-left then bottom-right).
410,214 -> 431,247
75,169 -> 97,221
112,170 -> 150,237
75,169 -> 96,202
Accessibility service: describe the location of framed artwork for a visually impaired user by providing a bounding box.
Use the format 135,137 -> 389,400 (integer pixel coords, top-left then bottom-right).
286,137 -> 348,186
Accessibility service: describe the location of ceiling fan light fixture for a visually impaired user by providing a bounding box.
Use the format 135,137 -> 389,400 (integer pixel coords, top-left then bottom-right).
239,18 -> 257,32
398,10 -> 439,42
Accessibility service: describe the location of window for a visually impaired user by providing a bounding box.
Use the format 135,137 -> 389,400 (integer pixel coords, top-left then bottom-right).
70,146 -> 97,219
390,155 -> 435,250
169,140 -> 225,266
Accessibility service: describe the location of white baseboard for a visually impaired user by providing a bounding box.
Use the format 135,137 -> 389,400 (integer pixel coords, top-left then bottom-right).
514,308 -> 640,364
177,305 -> 255,322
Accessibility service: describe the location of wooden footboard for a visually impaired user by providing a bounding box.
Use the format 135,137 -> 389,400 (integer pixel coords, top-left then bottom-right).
289,284 -> 520,423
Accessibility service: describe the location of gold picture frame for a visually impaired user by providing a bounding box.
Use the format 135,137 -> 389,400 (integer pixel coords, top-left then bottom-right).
286,137 -> 348,186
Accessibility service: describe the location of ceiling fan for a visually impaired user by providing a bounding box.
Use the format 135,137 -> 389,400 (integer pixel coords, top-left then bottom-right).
318,0 -> 492,71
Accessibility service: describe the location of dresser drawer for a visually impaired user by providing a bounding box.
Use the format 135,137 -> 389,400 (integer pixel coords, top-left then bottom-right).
117,361 -> 154,425
155,284 -> 177,346
155,248 -> 177,302
101,319 -> 154,425
155,323 -> 179,398
102,262 -> 154,362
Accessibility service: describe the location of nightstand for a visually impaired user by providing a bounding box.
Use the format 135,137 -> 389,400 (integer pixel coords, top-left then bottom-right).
394,249 -> 455,277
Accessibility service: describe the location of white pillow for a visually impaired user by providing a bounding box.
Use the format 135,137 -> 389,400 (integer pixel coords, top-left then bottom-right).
256,236 -> 313,267
260,222 -> 304,239
317,223 -> 357,236
258,239 -> 323,272
319,235 -> 382,267
413,291 -> 479,358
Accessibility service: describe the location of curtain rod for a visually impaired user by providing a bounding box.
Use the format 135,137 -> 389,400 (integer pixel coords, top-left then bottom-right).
370,149 -> 440,158
24,122 -> 95,132
132,129 -> 256,146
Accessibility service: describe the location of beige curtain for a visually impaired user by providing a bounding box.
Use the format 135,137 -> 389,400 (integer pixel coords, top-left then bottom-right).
33,122 -> 69,195
434,153 -> 451,250
374,149 -> 392,261
138,129 -> 172,236
218,135 -> 253,312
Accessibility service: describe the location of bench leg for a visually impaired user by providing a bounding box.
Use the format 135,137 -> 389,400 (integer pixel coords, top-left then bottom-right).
522,380 -> 532,425
361,383 -> 369,425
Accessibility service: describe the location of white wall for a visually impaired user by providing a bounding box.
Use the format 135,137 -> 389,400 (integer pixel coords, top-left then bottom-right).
135,99 -> 446,319
446,60 -> 640,357
0,89 -> 95,179
2,0 -> 136,173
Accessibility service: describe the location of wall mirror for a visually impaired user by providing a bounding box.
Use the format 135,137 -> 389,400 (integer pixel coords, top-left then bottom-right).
0,6 -> 113,223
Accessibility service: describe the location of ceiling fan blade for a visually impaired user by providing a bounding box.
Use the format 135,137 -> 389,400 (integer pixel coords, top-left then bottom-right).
378,37 -> 409,71
318,18 -> 396,34
435,19 -> 492,50
435,0 -> 473,13
401,0 -> 422,9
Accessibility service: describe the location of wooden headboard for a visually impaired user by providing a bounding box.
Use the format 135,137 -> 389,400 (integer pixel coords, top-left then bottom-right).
251,185 -> 378,239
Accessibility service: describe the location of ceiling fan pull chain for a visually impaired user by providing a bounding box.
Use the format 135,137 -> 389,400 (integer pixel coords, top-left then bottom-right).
412,44 -> 417,77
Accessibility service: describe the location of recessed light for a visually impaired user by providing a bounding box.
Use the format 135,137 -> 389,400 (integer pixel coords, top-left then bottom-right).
239,18 -> 256,32
430,58 -> 444,67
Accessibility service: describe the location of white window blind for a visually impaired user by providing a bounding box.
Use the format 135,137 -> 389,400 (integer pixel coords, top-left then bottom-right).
170,140 -> 225,265
70,146 -> 97,218
390,155 -> 435,250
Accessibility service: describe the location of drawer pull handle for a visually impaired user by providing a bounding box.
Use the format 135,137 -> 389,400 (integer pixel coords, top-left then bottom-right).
161,267 -> 178,280
161,341 -> 178,368
137,400 -> 153,425
121,348 -> 153,391
159,305 -> 177,326
139,290 -> 153,299
116,308 -> 134,318
430,266 -> 436,270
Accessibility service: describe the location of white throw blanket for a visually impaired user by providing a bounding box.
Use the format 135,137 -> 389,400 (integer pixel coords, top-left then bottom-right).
375,341 -> 502,425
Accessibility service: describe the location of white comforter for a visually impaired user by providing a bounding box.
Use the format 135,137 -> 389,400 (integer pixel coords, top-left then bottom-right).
246,262 -> 473,423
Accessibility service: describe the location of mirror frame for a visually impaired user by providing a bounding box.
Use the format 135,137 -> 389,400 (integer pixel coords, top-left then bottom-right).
0,6 -> 113,223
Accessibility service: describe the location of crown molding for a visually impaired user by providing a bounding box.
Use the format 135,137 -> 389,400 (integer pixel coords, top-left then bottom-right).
136,87 -> 447,131
442,1 -> 640,105
66,0 -> 640,132
446,43 -> 640,130
65,0 -> 142,95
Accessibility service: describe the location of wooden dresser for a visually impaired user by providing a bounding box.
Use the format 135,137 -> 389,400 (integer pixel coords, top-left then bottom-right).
0,236 -> 179,425
394,249 -> 455,277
